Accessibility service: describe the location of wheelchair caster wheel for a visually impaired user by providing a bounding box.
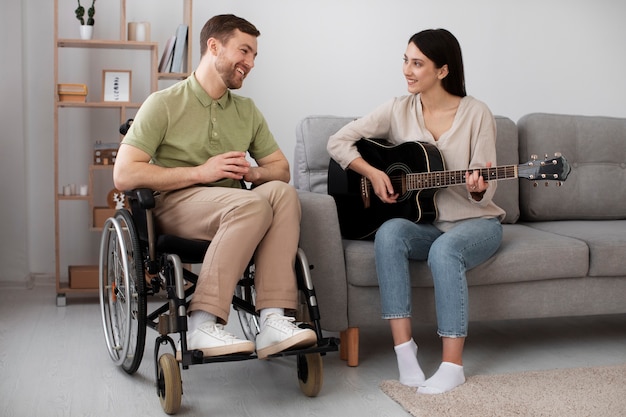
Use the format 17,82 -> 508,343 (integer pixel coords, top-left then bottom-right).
297,352 -> 323,397
157,353 -> 182,415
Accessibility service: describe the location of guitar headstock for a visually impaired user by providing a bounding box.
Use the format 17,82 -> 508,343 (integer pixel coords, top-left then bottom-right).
518,153 -> 571,184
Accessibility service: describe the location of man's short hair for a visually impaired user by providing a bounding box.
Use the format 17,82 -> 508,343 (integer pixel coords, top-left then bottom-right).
200,14 -> 260,56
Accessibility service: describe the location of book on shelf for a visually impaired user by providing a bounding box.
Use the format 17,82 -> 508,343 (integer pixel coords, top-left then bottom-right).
158,35 -> 176,73
170,24 -> 188,73
57,83 -> 88,102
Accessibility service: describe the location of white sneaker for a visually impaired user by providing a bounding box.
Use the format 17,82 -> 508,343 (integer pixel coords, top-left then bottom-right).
177,322 -> 255,360
255,313 -> 317,359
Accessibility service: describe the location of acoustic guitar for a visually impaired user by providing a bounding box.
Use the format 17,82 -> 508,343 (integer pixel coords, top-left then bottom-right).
327,138 -> 570,239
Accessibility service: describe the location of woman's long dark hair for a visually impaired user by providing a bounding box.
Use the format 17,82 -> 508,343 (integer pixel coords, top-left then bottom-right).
409,29 -> 466,97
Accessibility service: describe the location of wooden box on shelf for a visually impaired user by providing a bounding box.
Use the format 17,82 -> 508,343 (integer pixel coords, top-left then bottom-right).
69,265 -> 98,289
57,83 -> 88,103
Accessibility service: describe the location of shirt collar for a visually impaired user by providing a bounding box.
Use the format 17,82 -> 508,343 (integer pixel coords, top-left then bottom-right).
189,72 -> 231,108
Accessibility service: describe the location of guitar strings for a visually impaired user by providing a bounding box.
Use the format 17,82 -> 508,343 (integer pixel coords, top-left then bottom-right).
388,166 -> 517,191
368,166 -> 518,195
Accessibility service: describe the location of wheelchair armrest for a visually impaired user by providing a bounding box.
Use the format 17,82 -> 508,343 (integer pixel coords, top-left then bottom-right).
125,188 -> 157,210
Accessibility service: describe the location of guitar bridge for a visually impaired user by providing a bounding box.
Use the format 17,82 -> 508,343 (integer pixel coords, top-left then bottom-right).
360,177 -> 371,209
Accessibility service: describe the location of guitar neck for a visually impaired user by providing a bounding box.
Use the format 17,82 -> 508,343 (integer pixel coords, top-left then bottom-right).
406,165 -> 519,191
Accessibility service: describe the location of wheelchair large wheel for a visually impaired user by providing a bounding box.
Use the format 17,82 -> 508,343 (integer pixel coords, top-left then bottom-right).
294,248 -> 314,324
234,270 -> 260,342
294,248 -> 324,397
236,249 -> 313,341
99,209 -> 147,374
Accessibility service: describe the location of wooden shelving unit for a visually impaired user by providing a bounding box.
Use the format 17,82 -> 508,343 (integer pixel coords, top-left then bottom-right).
53,0 -> 193,306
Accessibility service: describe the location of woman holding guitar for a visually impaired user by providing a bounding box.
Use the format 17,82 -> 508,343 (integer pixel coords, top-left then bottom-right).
327,29 -> 505,394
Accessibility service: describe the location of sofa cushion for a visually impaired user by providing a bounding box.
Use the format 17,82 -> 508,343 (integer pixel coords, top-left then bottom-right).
343,224 -> 589,288
524,220 -> 626,277
294,115 -> 520,223
491,116 -> 519,224
294,115 -> 355,193
518,113 -> 626,221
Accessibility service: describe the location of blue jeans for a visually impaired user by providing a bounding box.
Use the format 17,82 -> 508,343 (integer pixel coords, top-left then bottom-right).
375,217 -> 502,337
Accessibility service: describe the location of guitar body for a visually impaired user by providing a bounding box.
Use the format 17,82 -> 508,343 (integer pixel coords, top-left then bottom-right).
328,138 -> 445,239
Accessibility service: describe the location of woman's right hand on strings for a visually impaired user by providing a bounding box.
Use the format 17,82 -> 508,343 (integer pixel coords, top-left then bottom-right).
349,157 -> 398,204
368,169 -> 399,204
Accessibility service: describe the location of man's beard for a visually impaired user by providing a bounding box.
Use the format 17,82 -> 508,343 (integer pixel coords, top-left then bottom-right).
215,55 -> 244,90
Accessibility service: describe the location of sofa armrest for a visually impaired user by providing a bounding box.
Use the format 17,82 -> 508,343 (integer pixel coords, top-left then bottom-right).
297,190 -> 348,331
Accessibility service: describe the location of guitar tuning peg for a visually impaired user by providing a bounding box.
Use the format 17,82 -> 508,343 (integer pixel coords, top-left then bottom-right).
530,154 -> 538,161
544,181 -> 549,187
544,153 -> 549,159
557,181 -> 563,187
533,182 -> 538,188
554,152 -> 562,157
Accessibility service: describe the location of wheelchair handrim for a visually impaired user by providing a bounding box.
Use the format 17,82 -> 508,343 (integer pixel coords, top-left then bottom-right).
99,216 -> 134,366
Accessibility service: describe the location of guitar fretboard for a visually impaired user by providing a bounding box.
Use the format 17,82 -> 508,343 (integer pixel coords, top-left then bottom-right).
405,165 -> 519,190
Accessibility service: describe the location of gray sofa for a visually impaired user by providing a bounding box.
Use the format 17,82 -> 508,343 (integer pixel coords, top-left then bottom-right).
293,113 -> 626,366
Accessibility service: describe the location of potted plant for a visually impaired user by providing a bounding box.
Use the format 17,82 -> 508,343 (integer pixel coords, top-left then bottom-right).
75,0 -> 96,40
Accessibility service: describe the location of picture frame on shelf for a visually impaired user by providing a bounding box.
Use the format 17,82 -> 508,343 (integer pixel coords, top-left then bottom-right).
102,70 -> 131,102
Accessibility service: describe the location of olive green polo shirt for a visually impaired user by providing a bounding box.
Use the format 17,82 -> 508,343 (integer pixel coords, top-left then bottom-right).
122,73 -> 279,188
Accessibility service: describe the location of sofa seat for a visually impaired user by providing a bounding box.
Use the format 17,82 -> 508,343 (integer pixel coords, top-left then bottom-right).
524,220 -> 626,277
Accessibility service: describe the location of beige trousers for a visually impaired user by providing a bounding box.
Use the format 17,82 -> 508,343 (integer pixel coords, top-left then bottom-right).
153,181 -> 301,324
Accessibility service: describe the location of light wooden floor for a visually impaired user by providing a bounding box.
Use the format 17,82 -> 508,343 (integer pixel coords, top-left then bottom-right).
2,277 -> 626,416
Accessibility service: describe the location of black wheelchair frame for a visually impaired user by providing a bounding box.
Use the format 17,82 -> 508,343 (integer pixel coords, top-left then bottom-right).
98,188 -> 339,414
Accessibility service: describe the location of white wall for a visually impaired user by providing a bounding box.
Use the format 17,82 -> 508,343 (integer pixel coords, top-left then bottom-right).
3,0 -> 625,280
0,1 -> 28,282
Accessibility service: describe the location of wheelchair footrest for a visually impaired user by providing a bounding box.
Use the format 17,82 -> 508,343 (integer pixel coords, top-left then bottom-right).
181,350 -> 258,366
179,336 -> 339,366
266,336 -> 340,359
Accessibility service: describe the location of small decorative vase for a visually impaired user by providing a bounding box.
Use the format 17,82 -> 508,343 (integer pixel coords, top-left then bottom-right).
79,25 -> 93,40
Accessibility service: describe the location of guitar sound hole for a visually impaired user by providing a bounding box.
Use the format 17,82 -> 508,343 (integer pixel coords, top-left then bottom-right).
387,163 -> 412,202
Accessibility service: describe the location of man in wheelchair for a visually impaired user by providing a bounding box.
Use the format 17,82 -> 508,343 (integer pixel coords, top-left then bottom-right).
113,14 -> 316,360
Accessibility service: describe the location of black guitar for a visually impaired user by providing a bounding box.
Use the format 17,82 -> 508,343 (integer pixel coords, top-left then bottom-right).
328,138 -> 570,240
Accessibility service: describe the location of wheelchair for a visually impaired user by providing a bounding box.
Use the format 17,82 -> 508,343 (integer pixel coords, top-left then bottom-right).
98,187 -> 339,414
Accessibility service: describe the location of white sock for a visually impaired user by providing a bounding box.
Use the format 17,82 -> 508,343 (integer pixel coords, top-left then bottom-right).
259,308 -> 284,331
394,339 -> 425,387
417,361 -> 465,394
188,310 -> 216,332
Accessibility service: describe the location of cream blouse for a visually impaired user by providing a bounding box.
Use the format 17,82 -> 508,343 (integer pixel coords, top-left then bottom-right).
327,94 -> 506,231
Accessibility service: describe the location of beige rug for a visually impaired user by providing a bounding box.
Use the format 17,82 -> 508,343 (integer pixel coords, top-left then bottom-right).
380,364 -> 626,417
